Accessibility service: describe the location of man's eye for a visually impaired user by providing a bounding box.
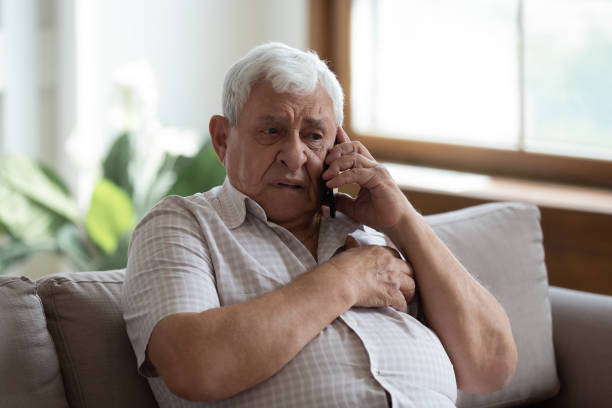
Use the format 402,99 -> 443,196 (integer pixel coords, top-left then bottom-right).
255,128 -> 282,145
308,133 -> 323,141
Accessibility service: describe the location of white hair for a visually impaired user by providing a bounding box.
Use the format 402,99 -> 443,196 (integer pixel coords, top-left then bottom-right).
222,42 -> 344,127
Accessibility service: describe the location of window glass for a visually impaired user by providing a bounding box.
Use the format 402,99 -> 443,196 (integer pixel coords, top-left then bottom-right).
525,0 -> 612,160
351,0 -> 519,148
351,0 -> 612,161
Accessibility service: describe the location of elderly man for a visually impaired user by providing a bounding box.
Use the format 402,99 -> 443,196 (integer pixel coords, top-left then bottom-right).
122,43 -> 517,407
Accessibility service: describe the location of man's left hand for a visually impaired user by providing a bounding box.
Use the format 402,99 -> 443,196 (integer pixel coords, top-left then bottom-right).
322,127 -> 413,231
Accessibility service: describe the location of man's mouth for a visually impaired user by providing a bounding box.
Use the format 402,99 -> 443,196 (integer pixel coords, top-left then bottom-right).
277,182 -> 302,189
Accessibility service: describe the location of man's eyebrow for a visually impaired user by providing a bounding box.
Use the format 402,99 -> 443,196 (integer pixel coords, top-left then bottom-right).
303,117 -> 329,129
255,115 -> 331,129
256,115 -> 285,123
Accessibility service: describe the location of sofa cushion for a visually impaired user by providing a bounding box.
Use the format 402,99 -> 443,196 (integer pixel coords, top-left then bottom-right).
0,276 -> 69,408
425,202 -> 560,407
37,270 -> 158,408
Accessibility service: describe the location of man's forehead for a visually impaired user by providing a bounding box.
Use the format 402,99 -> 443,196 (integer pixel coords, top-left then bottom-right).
255,113 -> 332,127
244,81 -> 336,125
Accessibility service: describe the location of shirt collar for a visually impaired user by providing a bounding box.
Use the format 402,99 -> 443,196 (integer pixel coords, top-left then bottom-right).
217,177 -> 268,229
318,208 -> 363,261
216,178 -> 365,242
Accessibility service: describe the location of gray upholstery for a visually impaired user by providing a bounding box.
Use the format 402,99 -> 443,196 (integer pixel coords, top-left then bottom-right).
0,276 -> 69,408
541,287 -> 612,408
427,202 -> 559,407
37,271 -> 158,408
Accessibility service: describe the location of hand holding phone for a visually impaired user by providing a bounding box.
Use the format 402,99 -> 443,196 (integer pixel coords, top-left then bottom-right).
323,166 -> 336,218
322,137 -> 339,218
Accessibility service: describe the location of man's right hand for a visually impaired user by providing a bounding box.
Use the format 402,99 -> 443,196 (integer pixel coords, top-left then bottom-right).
325,235 -> 416,314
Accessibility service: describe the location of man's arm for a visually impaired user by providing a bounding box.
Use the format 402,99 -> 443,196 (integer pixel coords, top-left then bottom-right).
385,209 -> 518,393
323,127 -> 518,394
148,241 -> 414,402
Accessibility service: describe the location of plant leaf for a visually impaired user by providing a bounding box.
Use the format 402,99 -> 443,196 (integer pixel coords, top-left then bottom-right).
0,220 -> 8,236
55,224 -> 93,271
165,144 -> 226,197
137,152 -> 178,218
38,161 -> 72,195
87,233 -> 130,271
0,155 -> 79,223
102,132 -> 134,197
0,238 -> 56,274
86,179 -> 134,254
0,182 -> 67,243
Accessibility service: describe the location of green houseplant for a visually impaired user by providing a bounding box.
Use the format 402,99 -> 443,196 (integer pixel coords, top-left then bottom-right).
0,133 -> 225,274
0,61 -> 226,275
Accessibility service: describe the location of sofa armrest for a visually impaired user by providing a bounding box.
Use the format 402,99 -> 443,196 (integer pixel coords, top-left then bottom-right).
541,286 -> 612,407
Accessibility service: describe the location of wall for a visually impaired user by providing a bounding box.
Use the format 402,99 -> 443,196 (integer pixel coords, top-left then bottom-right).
70,0 -> 307,203
1,0 -> 308,276
0,0 -> 307,201
75,0 -> 306,137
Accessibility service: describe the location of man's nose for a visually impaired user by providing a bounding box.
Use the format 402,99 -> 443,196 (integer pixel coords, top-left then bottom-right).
278,132 -> 308,171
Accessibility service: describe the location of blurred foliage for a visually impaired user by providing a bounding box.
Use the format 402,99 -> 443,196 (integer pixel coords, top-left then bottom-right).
86,179 -> 134,254
0,134 -> 225,274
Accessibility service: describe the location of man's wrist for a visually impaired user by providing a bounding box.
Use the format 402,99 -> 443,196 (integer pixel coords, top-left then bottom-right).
383,206 -> 424,245
306,261 -> 357,311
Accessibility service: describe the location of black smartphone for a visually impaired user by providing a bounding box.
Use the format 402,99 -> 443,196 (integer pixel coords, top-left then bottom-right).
323,138 -> 338,218
323,171 -> 336,218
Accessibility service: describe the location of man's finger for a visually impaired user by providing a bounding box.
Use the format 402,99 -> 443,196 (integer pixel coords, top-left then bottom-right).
390,291 -> 408,314
344,235 -> 359,249
399,275 -> 416,299
325,140 -> 375,165
333,193 -> 357,220
336,126 -> 351,143
383,246 -> 403,260
325,167 -> 376,190
395,258 -> 414,277
322,154 -> 377,180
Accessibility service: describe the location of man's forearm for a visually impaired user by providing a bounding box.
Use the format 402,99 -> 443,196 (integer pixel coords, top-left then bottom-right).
385,207 -> 518,394
149,262 -> 354,402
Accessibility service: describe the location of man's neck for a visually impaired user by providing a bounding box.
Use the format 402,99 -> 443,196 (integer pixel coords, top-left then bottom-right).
282,211 -> 322,261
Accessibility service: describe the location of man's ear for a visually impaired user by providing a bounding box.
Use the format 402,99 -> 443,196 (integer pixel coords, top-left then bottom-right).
209,115 -> 230,166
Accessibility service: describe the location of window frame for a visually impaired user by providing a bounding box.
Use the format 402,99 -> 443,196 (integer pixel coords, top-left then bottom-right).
309,0 -> 612,188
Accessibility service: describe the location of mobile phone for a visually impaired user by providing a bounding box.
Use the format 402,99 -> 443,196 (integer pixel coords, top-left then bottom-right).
323,138 -> 338,218
323,171 -> 336,218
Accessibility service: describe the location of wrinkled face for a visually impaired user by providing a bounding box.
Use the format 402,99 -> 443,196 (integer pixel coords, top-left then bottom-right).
222,81 -> 337,225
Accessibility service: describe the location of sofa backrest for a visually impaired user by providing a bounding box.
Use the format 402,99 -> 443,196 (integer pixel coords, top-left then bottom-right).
0,270 -> 159,407
0,276 -> 69,408
36,270 -> 159,408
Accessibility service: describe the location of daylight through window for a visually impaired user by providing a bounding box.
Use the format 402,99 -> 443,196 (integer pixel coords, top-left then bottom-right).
351,0 -> 612,161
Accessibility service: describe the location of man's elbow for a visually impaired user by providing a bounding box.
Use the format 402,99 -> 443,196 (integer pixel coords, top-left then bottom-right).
458,333 -> 518,394
479,342 -> 518,393
163,362 -> 233,402
154,342 -> 234,402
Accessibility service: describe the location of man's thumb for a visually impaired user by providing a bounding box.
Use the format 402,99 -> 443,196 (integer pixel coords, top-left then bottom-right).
334,193 -> 356,219
345,235 -> 359,249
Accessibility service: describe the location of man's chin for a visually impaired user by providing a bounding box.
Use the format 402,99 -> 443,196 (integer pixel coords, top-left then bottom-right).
263,202 -> 321,225
254,188 -> 322,224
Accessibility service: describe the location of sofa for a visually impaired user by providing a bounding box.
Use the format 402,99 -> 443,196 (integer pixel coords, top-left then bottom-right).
1,202 -> 611,408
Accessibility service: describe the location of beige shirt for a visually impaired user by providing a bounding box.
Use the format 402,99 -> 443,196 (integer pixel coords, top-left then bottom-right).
122,178 -> 456,407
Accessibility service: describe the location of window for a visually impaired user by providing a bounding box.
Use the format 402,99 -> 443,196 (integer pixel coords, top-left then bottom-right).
311,0 -> 612,187
524,0 -> 612,159
352,0 -> 520,149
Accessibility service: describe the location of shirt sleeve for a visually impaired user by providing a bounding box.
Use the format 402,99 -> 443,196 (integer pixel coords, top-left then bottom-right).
121,195 -> 220,377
